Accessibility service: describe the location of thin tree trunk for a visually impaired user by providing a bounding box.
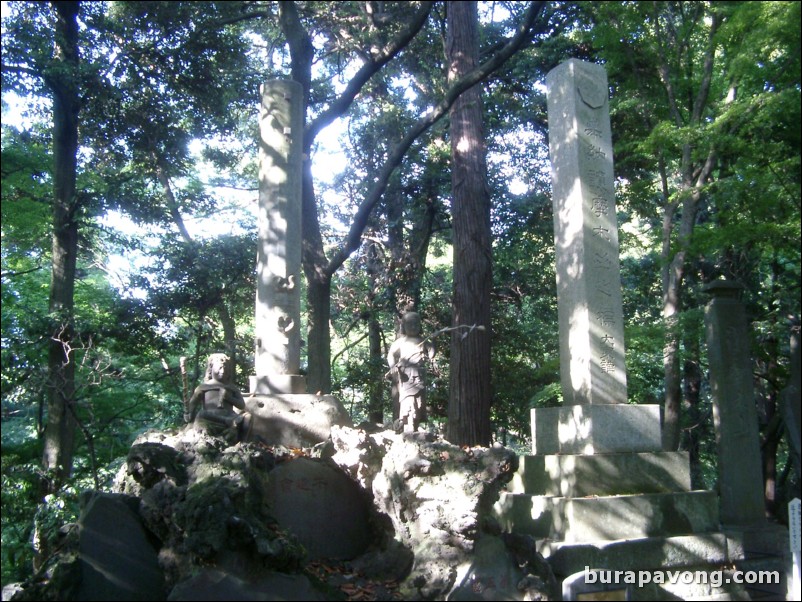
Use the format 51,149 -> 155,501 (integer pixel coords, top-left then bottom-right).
41,0 -> 81,494
306,272 -> 332,394
655,10 -> 720,451
366,241 -> 385,422
445,0 -> 492,446
218,303 -> 238,381
682,331 -> 704,489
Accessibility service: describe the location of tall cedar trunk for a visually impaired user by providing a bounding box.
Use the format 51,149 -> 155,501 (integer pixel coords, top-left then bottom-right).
445,1 -> 492,446
41,0 -> 81,493
305,272 -> 332,394
368,315 -> 384,423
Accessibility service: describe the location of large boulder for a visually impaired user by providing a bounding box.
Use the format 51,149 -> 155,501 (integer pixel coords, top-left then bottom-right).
264,456 -> 372,560
329,426 -> 558,600
114,428 -> 312,591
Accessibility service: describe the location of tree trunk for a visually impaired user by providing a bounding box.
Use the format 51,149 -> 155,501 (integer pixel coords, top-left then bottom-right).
218,303 -> 238,382
445,1 -> 492,446
306,270 -> 332,394
41,0 -> 81,494
366,241 -> 386,423
656,11 -> 720,451
682,331 -> 705,489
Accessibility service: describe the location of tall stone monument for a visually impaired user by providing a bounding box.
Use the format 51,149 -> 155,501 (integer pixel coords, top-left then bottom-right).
547,59 -> 626,406
494,61 -> 756,600
531,59 -> 661,454
253,79 -> 305,395
247,80 -> 350,445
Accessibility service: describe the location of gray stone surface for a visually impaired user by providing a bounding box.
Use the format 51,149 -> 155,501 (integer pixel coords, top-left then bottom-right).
264,457 -> 372,560
703,280 -> 765,526
543,533 -> 732,576
76,492 -> 166,601
168,568 -> 329,601
245,393 -> 352,448
494,490 -> 719,542
327,426 -> 557,601
530,404 -> 662,455
254,79 -> 305,394
509,451 -> 691,497
546,58 -> 627,406
448,535 -> 547,601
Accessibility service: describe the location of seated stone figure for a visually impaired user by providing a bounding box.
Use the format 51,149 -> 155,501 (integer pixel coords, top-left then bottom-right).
186,353 -> 249,443
387,312 -> 435,434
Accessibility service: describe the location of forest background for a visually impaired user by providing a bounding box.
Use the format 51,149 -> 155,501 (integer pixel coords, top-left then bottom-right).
2,0 -> 799,587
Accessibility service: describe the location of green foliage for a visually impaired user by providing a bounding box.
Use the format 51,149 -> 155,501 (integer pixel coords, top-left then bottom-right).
1,0 -> 800,586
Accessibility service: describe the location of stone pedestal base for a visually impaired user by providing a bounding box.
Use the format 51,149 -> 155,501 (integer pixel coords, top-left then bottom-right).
531,404 -> 662,455
511,451 -> 691,498
250,374 -> 307,395
244,394 -> 352,448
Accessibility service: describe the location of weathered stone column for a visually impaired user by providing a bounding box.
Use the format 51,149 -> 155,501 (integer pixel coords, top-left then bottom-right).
531,59 -> 660,454
253,80 -> 305,394
703,279 -> 765,525
246,80 -> 351,447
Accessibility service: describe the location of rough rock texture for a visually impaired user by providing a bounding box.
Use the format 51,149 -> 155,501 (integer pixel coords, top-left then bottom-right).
8,424 -> 557,601
328,426 -> 558,600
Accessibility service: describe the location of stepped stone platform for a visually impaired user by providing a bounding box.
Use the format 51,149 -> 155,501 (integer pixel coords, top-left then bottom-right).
492,441 -> 754,600
495,489 -> 719,542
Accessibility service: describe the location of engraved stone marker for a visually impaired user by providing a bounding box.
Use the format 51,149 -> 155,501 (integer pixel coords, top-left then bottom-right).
530,60 -> 661,455
546,59 -> 627,406
253,80 -> 305,394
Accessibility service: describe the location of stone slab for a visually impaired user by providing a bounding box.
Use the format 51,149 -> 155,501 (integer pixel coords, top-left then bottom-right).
542,533 -> 732,576
245,393 -> 352,447
76,492 -> 165,601
249,373 -> 307,395
168,567 -> 330,601
264,457 -> 372,560
704,282 -> 766,526
531,404 -> 662,455
494,490 -> 719,543
509,452 -> 692,497
254,80 -> 304,383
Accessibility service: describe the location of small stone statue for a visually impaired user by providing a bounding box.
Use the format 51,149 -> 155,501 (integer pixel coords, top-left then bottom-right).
186,353 -> 249,443
387,312 -> 435,433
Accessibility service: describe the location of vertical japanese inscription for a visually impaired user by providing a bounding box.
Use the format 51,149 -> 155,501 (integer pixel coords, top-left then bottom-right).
547,59 -> 627,404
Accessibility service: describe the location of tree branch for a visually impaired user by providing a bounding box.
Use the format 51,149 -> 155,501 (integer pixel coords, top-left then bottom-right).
305,1 -> 436,144
326,1 -> 545,275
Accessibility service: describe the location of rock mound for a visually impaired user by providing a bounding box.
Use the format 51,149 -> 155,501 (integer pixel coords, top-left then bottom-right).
7,425 -> 557,601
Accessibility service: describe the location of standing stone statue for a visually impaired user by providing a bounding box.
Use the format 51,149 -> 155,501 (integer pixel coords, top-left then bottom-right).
387,312 -> 435,433
186,353 -> 249,443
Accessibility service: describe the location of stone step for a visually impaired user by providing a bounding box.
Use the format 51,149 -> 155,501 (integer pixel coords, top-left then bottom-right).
508,451 -> 692,497
541,533 -> 733,576
643,566 -> 752,601
734,554 -> 789,601
562,563 -> 752,601
493,490 -> 719,542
